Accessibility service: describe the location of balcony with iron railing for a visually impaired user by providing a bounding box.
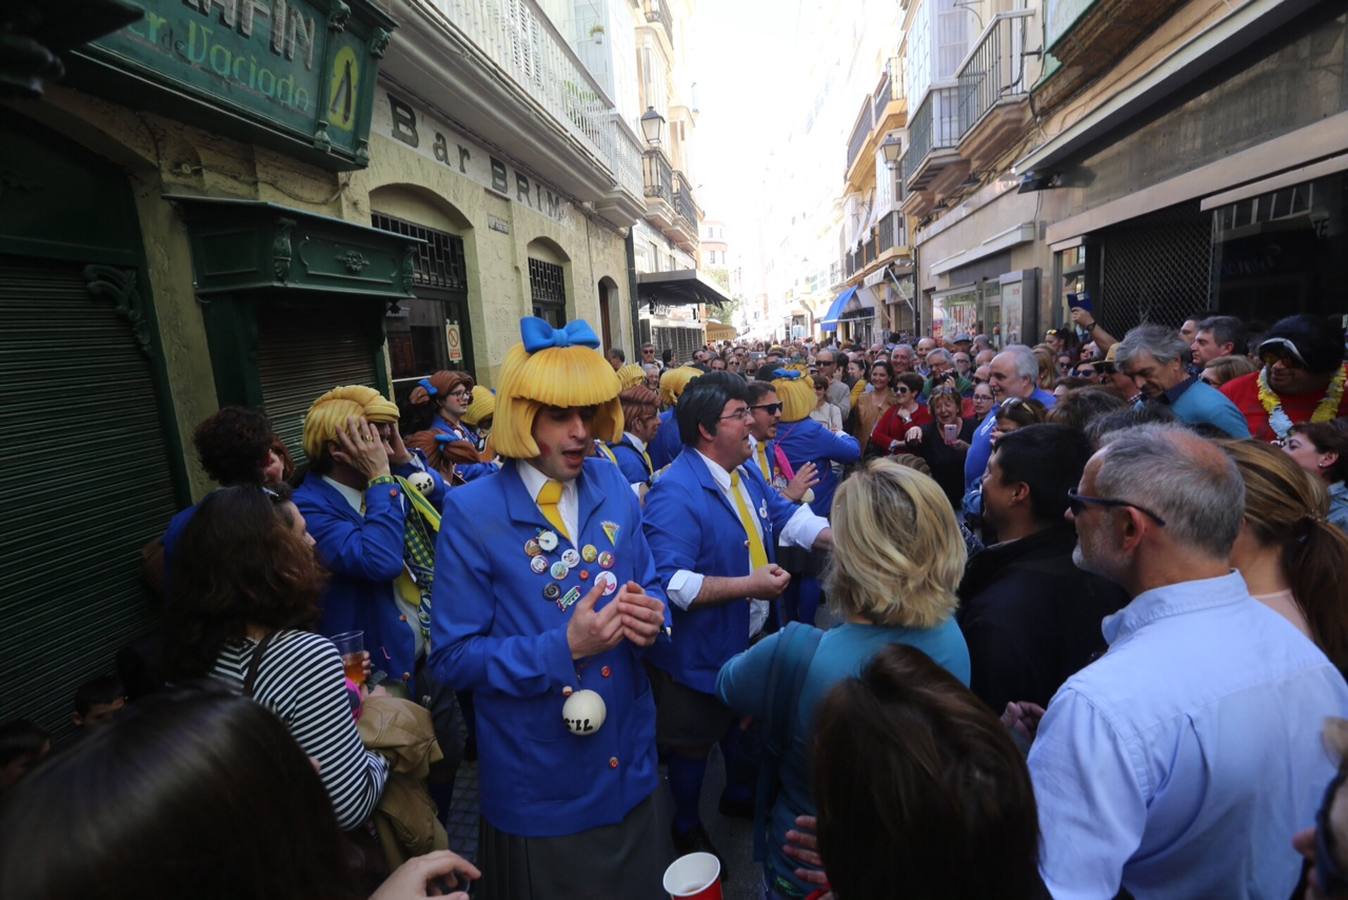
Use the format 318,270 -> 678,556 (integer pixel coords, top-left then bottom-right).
1035,0 -> 1178,113
839,209 -> 910,284
672,171 -> 699,235
845,56 -> 909,193
844,95 -> 874,179
643,0 -> 674,48
956,10 -> 1034,172
642,148 -> 697,250
899,84 -> 969,216
398,0 -> 646,224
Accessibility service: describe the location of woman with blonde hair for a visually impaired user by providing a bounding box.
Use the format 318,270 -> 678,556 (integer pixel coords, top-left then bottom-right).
1200,353 -> 1259,387
716,460 -> 970,898
1223,440 -> 1348,676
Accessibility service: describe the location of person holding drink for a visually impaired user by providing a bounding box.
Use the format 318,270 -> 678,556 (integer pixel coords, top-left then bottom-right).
161,484 -> 389,830
903,386 -> 976,509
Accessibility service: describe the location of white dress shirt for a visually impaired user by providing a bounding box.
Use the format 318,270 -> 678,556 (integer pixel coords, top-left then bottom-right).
516,461 -> 580,544
667,450 -> 828,637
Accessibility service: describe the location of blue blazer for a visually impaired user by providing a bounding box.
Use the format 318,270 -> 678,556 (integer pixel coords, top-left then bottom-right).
430,458 -> 669,837
647,408 -> 682,471
609,436 -> 654,486
774,418 -> 860,516
293,460 -> 447,686
643,448 -> 800,694
432,417 -> 498,481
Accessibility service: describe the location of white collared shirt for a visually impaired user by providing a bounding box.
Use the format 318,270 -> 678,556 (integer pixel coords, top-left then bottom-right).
666,451 -> 828,637
322,475 -> 425,660
623,431 -> 648,454
517,461 -> 580,545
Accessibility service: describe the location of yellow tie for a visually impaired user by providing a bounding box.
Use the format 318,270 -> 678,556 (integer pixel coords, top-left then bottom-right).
755,443 -> 772,481
537,479 -> 571,544
640,449 -> 653,476
729,470 -> 769,570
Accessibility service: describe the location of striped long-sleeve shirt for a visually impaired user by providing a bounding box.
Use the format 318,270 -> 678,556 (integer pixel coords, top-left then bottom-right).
213,630 -> 388,830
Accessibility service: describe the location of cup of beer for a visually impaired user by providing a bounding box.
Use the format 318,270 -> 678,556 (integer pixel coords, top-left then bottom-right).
662,852 -> 722,900
331,631 -> 366,686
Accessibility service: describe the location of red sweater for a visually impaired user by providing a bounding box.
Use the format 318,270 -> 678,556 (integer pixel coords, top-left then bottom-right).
870,403 -> 933,452
1220,366 -> 1348,441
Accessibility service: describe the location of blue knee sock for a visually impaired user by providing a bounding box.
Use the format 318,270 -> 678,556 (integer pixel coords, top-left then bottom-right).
667,754 -> 707,834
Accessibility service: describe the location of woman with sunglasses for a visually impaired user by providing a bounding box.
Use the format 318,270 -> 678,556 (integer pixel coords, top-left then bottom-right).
868,372 -> 932,457
1222,439 -> 1348,677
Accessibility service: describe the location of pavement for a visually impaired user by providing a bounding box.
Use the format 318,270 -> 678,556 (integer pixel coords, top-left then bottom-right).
446,744 -> 759,899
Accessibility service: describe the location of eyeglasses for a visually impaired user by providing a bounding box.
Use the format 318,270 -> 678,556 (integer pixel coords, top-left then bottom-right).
446,389 -> 471,399
750,402 -> 783,415
719,407 -> 753,422
1066,489 -> 1167,526
894,387 -> 910,395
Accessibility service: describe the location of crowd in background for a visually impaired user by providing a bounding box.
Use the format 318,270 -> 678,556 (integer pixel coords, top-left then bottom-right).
4,310 -> 1348,900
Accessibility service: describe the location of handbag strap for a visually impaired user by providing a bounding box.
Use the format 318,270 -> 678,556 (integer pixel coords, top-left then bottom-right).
753,622 -> 824,862
243,631 -> 277,698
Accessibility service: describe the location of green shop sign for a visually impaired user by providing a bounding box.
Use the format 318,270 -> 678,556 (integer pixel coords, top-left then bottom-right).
72,0 -> 395,170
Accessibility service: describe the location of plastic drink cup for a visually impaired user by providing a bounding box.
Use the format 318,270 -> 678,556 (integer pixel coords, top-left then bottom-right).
331,631 -> 366,686
662,852 -> 722,900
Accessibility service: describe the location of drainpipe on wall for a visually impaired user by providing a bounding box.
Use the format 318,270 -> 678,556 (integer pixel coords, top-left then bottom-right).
625,231 -> 640,355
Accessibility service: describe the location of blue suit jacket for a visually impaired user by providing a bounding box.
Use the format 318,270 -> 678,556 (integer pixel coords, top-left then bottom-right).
293,460 -> 446,686
774,418 -> 860,516
433,417 -> 498,481
609,436 -> 653,486
430,458 -> 669,837
647,408 -> 682,471
643,448 -> 800,694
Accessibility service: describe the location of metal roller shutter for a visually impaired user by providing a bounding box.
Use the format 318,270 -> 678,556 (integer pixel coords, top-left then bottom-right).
0,257 -> 177,733
256,304 -> 380,466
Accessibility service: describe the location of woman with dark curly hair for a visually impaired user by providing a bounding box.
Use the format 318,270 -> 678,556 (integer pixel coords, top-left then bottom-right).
161,486 -> 389,830
157,407 -> 290,595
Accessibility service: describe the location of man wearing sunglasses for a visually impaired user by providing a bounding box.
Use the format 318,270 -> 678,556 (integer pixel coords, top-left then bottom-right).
1025,424 -> 1348,900
1220,314 -> 1348,442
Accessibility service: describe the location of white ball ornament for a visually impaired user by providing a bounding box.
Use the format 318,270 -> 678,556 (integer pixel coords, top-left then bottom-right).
562,688 -> 607,736
407,472 -> 435,495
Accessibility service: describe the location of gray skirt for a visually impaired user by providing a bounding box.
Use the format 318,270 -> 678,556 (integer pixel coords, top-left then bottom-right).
477,791 -> 673,900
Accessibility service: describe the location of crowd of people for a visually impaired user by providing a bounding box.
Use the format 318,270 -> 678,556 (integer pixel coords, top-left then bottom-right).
4,309 -> 1348,900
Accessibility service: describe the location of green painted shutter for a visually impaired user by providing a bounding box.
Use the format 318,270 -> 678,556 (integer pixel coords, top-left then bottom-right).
256,304 -> 380,466
0,257 -> 177,734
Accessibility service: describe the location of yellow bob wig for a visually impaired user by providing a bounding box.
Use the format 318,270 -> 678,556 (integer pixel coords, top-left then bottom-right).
463,385 -> 496,427
616,363 -> 646,390
302,385 -> 400,462
660,366 -> 704,408
492,339 -> 624,459
773,374 -> 816,423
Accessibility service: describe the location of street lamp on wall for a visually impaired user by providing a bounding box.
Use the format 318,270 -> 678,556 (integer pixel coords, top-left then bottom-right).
880,132 -> 903,169
640,106 -> 665,146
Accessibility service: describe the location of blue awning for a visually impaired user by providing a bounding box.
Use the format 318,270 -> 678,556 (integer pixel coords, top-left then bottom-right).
819,286 -> 856,332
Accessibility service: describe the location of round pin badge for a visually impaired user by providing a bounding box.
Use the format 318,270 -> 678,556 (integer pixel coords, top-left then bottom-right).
581,544 -> 598,563
597,551 -> 615,570
550,560 -> 570,580
524,539 -> 542,557
537,531 -> 559,552
595,571 -> 618,596
530,555 -> 549,575
561,548 -> 580,569
543,583 -> 561,601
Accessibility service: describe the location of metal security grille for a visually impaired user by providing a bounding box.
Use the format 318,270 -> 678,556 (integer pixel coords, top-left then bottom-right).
529,257 -> 566,325
371,212 -> 467,291
1098,203 -> 1212,337
651,325 -> 703,363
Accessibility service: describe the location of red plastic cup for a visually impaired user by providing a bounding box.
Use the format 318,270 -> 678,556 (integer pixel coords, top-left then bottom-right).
662,852 -> 722,900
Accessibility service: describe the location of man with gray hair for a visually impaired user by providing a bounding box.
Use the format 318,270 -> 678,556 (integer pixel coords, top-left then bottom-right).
1190,314 -> 1245,367
1020,424 -> 1348,899
1116,324 -> 1249,438
889,343 -> 916,374
922,347 -> 973,398
963,345 -> 1057,493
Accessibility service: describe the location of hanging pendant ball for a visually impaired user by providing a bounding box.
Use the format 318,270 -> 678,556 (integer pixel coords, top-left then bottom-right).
407,472 -> 435,495
562,688 -> 607,736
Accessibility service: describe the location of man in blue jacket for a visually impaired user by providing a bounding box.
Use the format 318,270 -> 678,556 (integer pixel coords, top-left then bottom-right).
292,385 -> 448,692
608,384 -> 662,493
647,365 -> 704,471
431,318 -> 671,899
643,374 -> 832,868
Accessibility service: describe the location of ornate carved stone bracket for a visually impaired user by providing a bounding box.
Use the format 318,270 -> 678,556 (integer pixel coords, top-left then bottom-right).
84,264 -> 151,355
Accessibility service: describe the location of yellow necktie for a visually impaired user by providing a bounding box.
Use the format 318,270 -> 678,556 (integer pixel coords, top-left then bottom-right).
641,449 -> 653,476
537,479 -> 571,544
755,443 -> 772,481
729,470 -> 769,570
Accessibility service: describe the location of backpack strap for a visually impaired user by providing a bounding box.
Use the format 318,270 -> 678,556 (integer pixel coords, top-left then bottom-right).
242,631 -> 277,698
753,621 -> 825,862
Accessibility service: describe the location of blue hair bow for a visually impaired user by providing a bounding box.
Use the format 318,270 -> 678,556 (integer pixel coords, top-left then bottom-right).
417,377 -> 438,396
520,317 -> 601,352
773,368 -> 801,379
